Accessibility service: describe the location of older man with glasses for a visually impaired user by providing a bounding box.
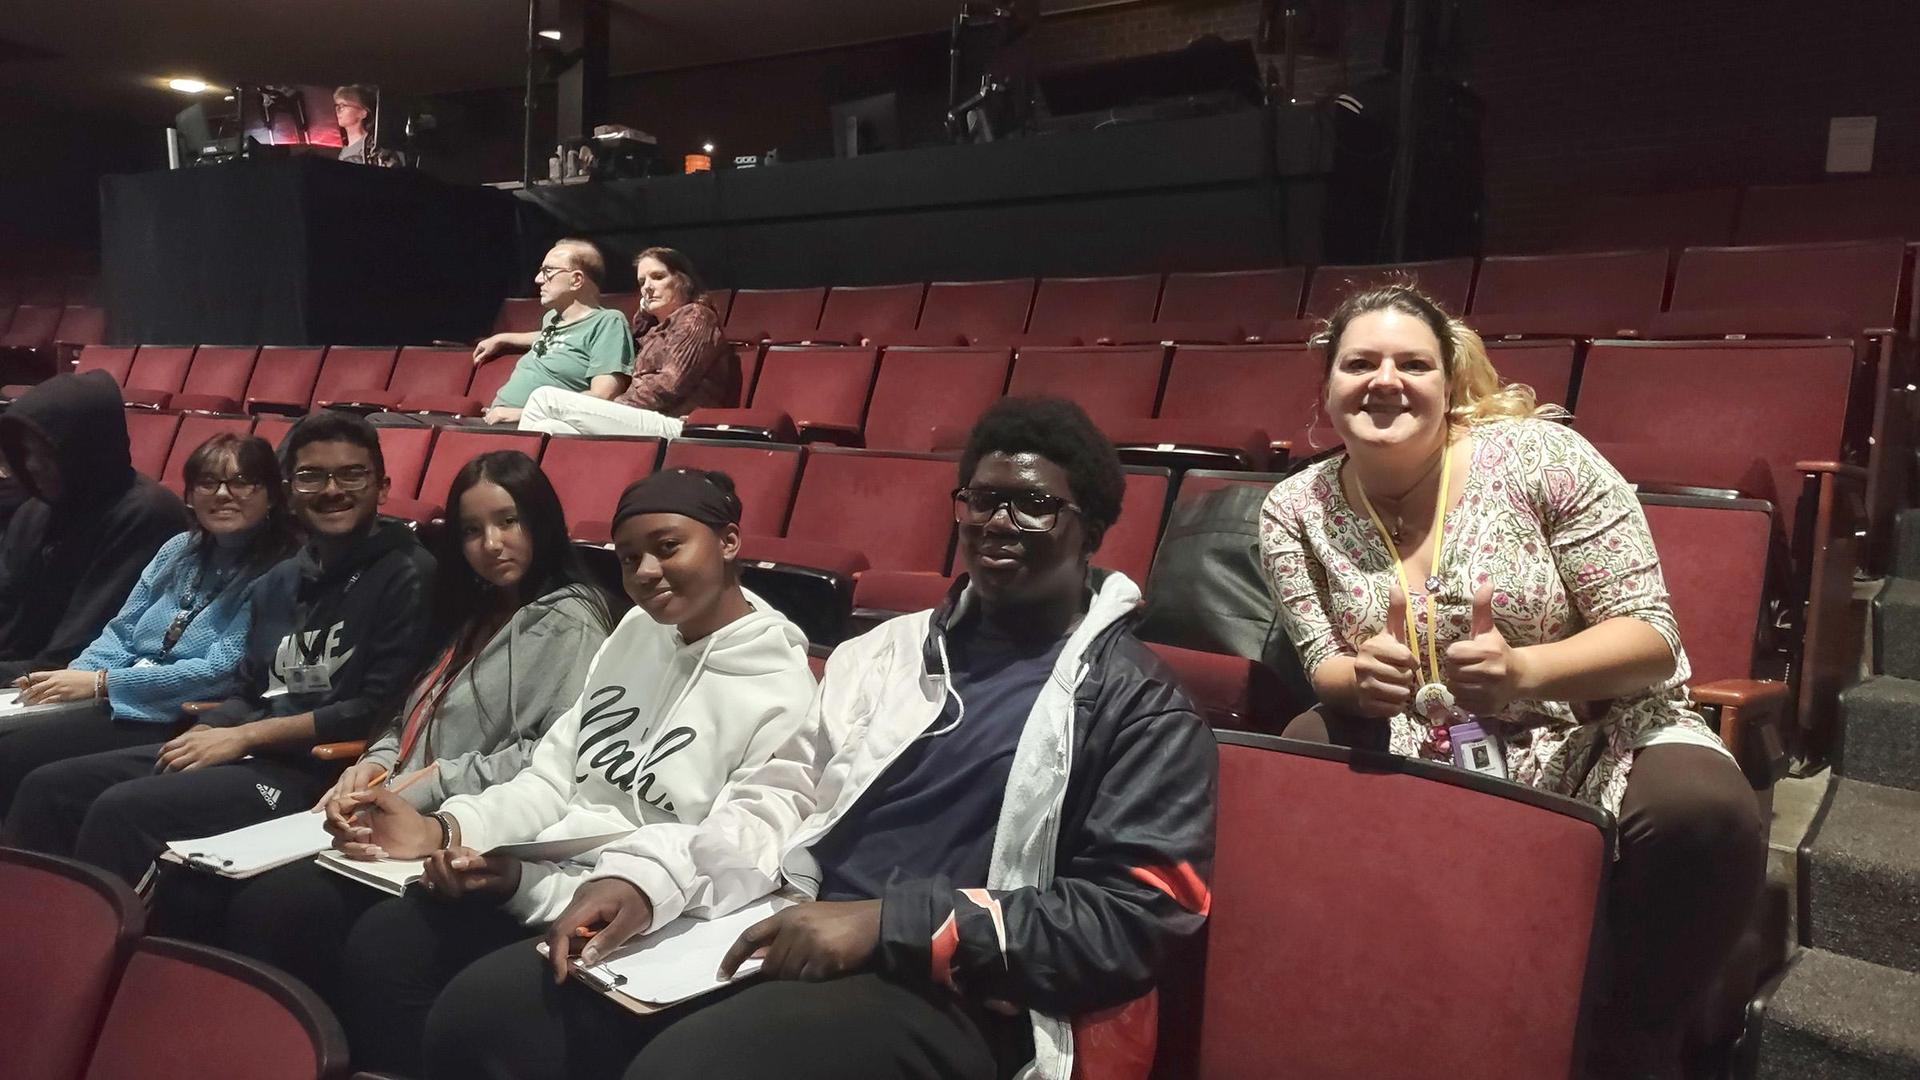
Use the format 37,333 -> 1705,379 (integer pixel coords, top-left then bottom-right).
461,238 -> 636,426
5,411 -> 436,888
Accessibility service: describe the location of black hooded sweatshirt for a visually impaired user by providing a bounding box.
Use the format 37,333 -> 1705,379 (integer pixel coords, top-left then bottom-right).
0,371 -> 191,681
202,517 -> 437,754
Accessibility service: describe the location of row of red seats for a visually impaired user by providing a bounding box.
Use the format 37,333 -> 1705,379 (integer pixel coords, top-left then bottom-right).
59,343 -> 510,418
550,237 -> 1915,349
1,847 -> 345,1080
1559,174 -> 1920,253
3,739 -> 1615,1080
0,275 -> 97,307
0,304 -> 104,352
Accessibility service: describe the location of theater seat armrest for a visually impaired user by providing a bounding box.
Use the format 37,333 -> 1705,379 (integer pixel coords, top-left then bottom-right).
120,387 -> 173,410
1270,438 -> 1294,468
796,421 -> 864,446
1691,678 -> 1791,788
397,393 -> 482,416
311,740 -> 368,762
683,407 -> 799,444
180,701 -> 222,716
247,396 -> 309,416
380,496 -> 443,526
572,520 -> 613,545
737,535 -> 872,579
168,392 -> 244,414
1795,460 -> 1869,482
319,390 -> 405,412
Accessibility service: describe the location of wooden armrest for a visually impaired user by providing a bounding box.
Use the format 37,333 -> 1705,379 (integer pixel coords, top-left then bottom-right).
1692,678 -> 1791,788
311,740 -> 368,762
1795,460 -> 1869,481
180,701 -> 222,716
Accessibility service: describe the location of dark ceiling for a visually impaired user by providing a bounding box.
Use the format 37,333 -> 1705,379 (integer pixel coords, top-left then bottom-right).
2,0 -> 1108,124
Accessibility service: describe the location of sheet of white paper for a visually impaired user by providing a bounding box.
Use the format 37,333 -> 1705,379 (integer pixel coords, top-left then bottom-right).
0,689 -> 71,720
583,895 -> 795,1004
164,810 -> 332,874
314,848 -> 427,893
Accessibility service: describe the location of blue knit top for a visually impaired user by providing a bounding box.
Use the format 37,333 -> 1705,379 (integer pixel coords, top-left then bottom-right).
70,531 -> 267,723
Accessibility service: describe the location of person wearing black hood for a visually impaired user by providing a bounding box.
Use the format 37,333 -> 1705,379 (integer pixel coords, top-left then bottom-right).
0,370 -> 192,682
5,411 -> 437,885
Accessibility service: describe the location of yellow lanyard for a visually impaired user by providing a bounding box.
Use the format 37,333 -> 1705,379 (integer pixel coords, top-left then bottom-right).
1352,442 -> 1452,688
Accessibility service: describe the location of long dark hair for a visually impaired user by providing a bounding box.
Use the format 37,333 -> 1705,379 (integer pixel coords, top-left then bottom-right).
428,449 -> 614,645
181,433 -> 297,576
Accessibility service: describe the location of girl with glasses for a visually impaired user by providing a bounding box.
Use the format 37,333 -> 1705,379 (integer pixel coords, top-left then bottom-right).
0,433 -> 296,813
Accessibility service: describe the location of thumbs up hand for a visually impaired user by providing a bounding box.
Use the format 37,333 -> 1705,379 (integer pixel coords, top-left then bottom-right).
1446,582 -> 1521,715
1352,583 -> 1418,718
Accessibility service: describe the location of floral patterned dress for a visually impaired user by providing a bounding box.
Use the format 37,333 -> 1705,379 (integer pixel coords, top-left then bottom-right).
1259,417 -> 1727,814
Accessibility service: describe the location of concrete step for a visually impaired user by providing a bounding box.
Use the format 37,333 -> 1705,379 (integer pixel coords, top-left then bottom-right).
1898,507 -> 1920,581
1837,677 -> 1920,791
1756,949 -> 1920,1080
1802,778 -> 1920,974
1873,579 -> 1920,683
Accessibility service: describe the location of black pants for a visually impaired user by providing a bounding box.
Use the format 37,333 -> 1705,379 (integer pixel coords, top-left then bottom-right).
1,743 -> 331,885
1284,708 -> 1766,1079
0,702 -> 168,819
422,933 -> 1027,1080
211,859 -> 388,1005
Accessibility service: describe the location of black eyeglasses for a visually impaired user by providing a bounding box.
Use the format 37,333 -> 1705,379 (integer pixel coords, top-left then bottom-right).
290,466 -> 374,494
952,487 -> 1081,533
534,265 -> 579,283
190,476 -> 264,499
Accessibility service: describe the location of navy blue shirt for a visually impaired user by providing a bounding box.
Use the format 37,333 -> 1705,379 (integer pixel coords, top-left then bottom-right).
812,613 -> 1070,901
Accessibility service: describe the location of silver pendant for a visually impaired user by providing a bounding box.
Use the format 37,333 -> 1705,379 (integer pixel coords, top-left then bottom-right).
1414,682 -> 1457,725
1424,574 -> 1443,594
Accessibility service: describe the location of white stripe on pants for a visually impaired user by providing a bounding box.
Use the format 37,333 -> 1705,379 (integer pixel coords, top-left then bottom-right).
517,386 -> 685,438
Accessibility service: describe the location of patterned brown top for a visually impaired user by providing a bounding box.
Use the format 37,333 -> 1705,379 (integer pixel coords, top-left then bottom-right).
618,298 -> 738,416
1259,417 -> 1725,813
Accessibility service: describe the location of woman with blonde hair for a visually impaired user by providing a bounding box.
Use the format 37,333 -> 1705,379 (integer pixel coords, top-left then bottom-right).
1259,284 -> 1763,1078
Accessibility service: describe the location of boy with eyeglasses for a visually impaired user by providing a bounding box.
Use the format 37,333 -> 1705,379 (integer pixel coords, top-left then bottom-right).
464,238 -> 636,426
423,397 -> 1216,1080
5,412 -> 436,886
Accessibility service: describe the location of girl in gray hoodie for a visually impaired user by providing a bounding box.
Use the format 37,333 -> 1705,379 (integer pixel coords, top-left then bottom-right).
207,449 -> 617,1000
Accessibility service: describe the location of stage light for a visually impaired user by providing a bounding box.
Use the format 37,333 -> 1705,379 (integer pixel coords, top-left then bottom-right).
702,141 -> 716,154
168,78 -> 210,94
539,28 -> 562,40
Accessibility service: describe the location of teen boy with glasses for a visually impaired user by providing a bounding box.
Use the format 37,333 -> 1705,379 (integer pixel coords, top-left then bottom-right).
5,412 -> 437,887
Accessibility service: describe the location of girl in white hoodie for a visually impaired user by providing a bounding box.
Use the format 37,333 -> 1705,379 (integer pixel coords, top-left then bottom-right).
326,467 -> 818,1075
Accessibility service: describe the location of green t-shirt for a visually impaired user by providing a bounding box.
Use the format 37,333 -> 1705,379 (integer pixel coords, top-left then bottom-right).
491,307 -> 636,408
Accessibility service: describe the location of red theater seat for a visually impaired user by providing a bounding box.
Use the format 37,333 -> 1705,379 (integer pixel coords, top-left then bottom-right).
738,448 -> 957,643
725,287 -> 828,344
252,414 -> 296,450
124,410 -> 182,481
160,415 -> 254,495
1485,340 -> 1578,408
1113,344 -> 1331,469
862,347 -> 1013,453
310,347 -> 399,411
707,288 -> 734,324
119,346 -> 195,409
350,346 -> 476,413
493,296 -> 543,335
600,293 -> 639,324
912,278 -> 1036,346
167,347 -> 260,414
660,439 -> 805,538
372,425 -> 436,513
684,346 -> 879,444
53,305 -> 106,348
454,355 -> 519,416
401,429 -> 546,525
1005,345 -> 1165,430
0,305 -> 62,349
243,347 -> 327,416
1559,187 -> 1741,251
1025,274 -> 1164,343
1094,468 -> 1171,584
0,849 -> 145,1080
75,345 -> 137,386
1191,734 -> 1610,1080
814,283 -> 927,345
1657,239 -> 1909,340
1096,321 -> 1244,347
1469,249 -> 1669,338
1303,258 -> 1475,318
1159,267 -> 1307,326
1734,176 -> 1920,245
82,937 -> 348,1080
541,435 -> 664,542
1641,492 -> 1789,785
